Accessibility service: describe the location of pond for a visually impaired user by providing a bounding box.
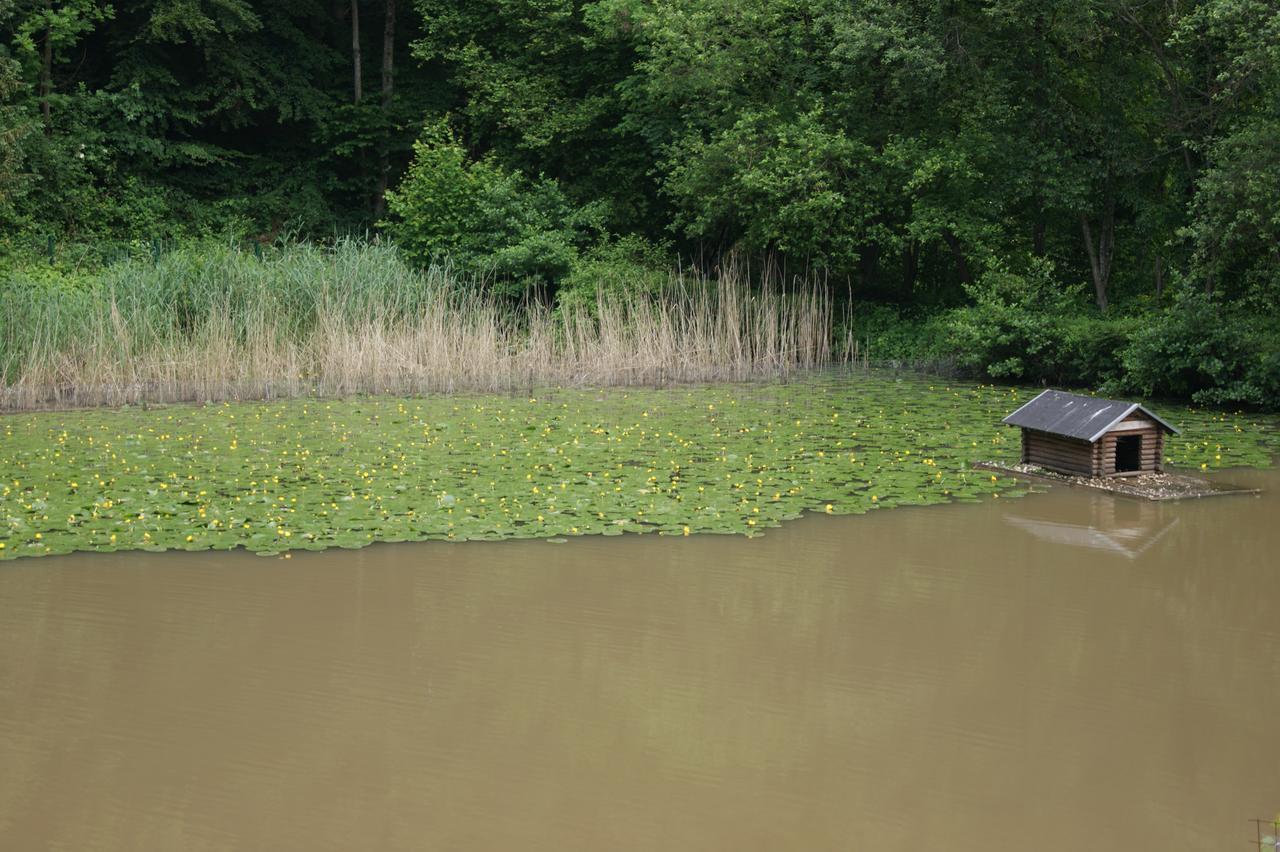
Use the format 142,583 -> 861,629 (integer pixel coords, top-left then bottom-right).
2,374 -> 1278,848
1,464 -> 1278,851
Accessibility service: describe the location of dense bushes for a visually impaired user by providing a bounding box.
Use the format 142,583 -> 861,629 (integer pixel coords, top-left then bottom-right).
554,236 -> 672,310
862,266 -> 1279,410
946,264 -> 1137,388
843,304 -> 951,365
382,121 -> 605,297
382,121 -> 676,303
1117,292 -> 1280,407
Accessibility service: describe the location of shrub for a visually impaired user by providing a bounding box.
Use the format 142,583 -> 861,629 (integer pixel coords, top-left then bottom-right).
383,119 -> 605,297
841,303 -> 952,364
555,235 -> 672,311
946,261 -> 1135,387
1116,290 -> 1280,407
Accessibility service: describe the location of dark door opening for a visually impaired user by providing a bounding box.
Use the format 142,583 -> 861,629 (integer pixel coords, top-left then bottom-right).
1115,434 -> 1142,473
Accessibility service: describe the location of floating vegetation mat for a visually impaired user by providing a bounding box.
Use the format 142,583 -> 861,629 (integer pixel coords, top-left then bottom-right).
2,374 -> 1277,559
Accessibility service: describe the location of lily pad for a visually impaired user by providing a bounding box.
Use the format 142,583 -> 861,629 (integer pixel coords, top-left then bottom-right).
1,373 -> 1275,559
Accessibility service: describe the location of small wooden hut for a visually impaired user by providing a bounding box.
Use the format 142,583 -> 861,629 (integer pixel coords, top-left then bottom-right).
1002,390 -> 1179,478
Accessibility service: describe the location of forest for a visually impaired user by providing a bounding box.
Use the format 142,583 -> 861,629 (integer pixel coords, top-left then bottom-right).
1,0 -> 1279,406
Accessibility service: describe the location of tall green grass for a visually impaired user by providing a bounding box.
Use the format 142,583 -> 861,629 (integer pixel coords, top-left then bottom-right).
1,240 -> 837,410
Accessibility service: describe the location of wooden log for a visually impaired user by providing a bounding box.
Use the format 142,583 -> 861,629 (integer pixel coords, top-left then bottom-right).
1029,455 -> 1093,470
1029,448 -> 1095,466
1028,455 -> 1094,474
1029,460 -> 1090,473
1029,445 -> 1093,462
1028,447 -> 1093,464
1029,455 -> 1090,468
1027,440 -> 1093,458
1029,431 -> 1093,449
1028,436 -> 1093,452
1032,452 -> 1093,464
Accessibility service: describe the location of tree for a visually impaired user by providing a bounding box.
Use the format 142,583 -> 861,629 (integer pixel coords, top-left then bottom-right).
0,51 -> 33,220
412,0 -> 652,229
1176,0 -> 1280,301
7,0 -> 112,131
372,0 -> 395,217
0,0 -> 1275,324
351,0 -> 362,104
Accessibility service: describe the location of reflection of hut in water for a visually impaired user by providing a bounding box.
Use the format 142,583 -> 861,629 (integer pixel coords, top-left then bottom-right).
1002,390 -> 1179,478
1005,496 -> 1179,559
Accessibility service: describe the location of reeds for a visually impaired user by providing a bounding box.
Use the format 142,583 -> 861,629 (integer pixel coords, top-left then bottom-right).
0,241 -> 836,410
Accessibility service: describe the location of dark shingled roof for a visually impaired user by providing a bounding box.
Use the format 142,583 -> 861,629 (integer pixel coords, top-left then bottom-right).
1002,390 -> 1179,442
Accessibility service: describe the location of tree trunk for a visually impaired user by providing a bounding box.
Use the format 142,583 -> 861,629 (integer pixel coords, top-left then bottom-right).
902,240 -> 918,293
351,0 -> 362,104
858,240 -> 880,291
942,231 -> 972,285
1080,200 -> 1115,312
380,0 -> 395,110
372,0 -> 396,218
40,7 -> 53,133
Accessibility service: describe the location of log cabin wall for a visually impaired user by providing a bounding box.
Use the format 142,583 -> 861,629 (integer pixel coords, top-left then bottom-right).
1023,429 -> 1095,476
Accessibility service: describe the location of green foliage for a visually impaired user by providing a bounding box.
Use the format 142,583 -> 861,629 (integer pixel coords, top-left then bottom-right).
1,0 -> 1279,405
1170,1 -> 1280,304
0,0 -> 438,239
857,276 -> 1280,410
662,108 -> 880,269
403,0 -> 1274,319
555,234 -> 671,311
613,0 -> 930,266
413,0 -> 651,229
0,52 -> 29,222
0,239 -> 432,381
1184,117 -> 1280,303
383,119 -> 604,296
946,262 -> 1139,387
844,304 -> 951,364
7,0 -> 112,72
1116,290 -> 1280,407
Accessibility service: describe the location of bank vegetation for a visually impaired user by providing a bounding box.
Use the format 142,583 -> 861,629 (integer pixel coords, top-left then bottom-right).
0,241 -> 837,411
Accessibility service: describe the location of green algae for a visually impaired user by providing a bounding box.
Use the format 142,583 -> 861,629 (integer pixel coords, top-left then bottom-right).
2,374 -> 1276,560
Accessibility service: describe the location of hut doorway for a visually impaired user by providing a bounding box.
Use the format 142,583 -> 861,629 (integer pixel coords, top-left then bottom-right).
1115,434 -> 1143,473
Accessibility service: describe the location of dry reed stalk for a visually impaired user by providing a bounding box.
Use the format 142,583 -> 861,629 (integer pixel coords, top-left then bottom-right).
1,248 -> 838,411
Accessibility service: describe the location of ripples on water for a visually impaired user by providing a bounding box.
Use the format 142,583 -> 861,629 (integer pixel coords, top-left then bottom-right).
2,468 -> 1278,851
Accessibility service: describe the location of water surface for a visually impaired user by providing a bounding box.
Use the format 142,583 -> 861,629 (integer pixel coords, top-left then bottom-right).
2,468 -> 1278,850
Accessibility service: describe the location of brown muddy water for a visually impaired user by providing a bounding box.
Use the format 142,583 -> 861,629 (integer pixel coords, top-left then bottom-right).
2,468 -> 1278,851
